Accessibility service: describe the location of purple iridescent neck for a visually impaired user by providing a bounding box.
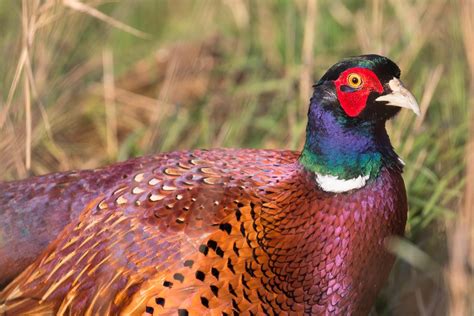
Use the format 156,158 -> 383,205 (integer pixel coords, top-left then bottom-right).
299,90 -> 401,180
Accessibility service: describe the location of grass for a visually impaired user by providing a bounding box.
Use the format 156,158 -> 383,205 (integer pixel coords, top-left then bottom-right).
0,0 -> 471,314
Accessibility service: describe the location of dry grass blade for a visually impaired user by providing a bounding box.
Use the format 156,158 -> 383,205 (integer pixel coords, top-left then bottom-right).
21,0 -> 36,171
24,70 -> 32,170
63,0 -> 149,39
371,0 -> 383,53
223,0 -> 249,29
102,48 -> 118,160
447,1 -> 474,315
414,65 -> 444,131
390,0 -> 447,72
299,0 -> 317,117
0,50 -> 27,128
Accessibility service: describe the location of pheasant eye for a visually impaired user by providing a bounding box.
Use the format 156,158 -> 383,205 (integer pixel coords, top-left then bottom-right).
347,73 -> 363,88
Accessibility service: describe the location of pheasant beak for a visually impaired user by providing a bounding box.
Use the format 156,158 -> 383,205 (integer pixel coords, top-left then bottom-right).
375,78 -> 420,116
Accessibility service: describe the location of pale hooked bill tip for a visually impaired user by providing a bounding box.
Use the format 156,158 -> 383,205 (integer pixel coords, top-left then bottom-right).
376,78 -> 420,116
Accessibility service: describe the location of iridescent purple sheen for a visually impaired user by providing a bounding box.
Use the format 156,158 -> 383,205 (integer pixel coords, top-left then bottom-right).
300,82 -> 402,179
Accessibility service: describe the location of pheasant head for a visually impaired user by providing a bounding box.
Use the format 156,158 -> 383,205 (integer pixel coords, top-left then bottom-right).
300,54 -> 419,192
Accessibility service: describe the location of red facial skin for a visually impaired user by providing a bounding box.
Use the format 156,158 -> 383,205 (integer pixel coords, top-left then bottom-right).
334,67 -> 384,117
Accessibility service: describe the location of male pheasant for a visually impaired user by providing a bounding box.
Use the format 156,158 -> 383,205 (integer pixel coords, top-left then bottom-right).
0,55 -> 419,315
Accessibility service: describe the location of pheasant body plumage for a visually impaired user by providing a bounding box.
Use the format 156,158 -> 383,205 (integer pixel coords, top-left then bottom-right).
0,149 -> 406,315
0,55 -> 419,315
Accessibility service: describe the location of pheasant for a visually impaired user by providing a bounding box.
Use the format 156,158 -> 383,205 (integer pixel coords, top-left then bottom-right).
0,54 -> 419,315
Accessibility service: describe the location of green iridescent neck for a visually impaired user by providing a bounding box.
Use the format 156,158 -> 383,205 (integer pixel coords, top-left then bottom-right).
299,146 -> 383,179
299,96 -> 400,180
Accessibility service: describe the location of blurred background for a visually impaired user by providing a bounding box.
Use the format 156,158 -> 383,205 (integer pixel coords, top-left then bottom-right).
0,0 -> 472,315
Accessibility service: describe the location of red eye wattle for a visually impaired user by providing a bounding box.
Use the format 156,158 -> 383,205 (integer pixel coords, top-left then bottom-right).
334,68 -> 383,117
